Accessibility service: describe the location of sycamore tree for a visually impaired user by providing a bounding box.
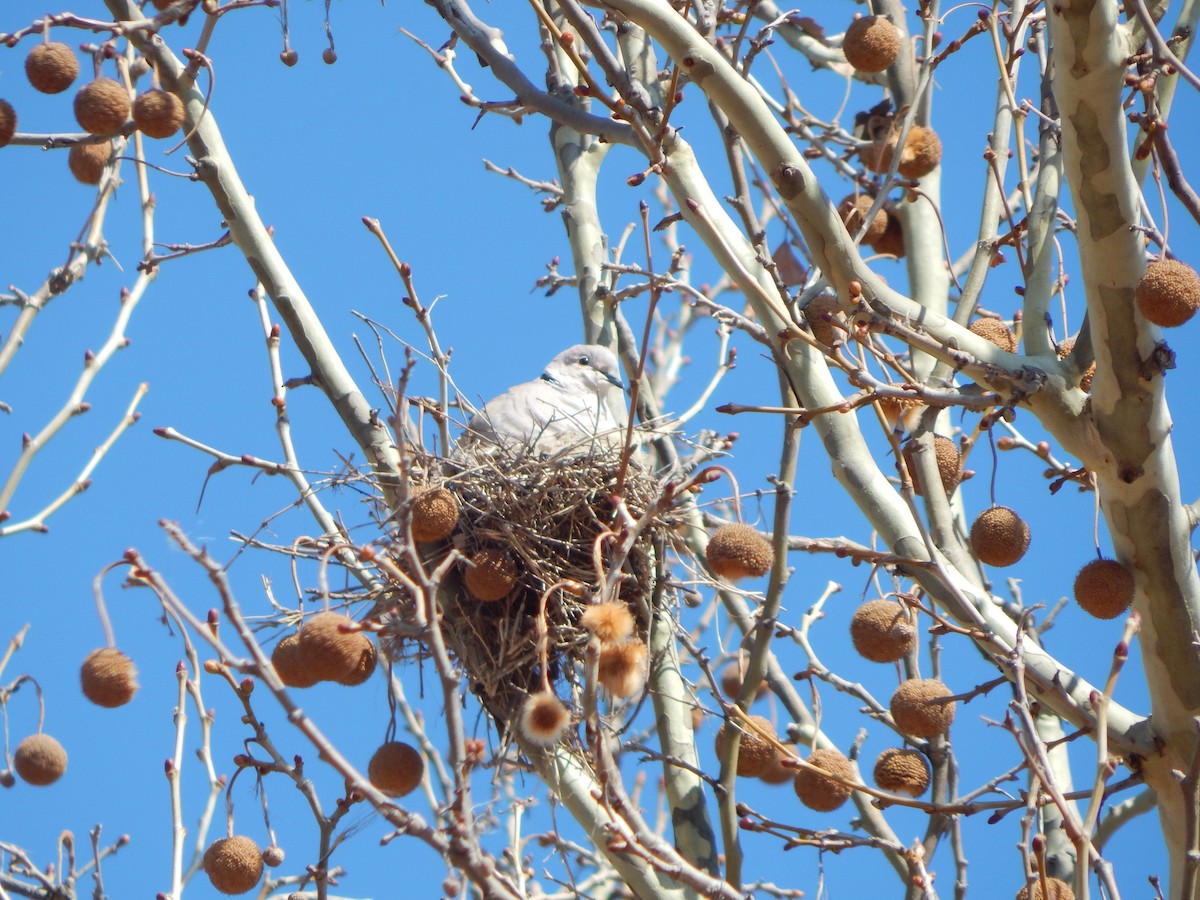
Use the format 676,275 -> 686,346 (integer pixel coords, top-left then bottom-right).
2,0 -> 1199,898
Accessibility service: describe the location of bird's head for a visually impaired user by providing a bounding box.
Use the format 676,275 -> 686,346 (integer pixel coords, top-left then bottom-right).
543,344 -> 624,395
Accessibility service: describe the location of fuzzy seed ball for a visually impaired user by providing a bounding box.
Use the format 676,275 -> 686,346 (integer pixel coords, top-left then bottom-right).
720,660 -> 769,702
580,601 -> 636,644
0,100 -> 16,149
850,600 -> 916,663
410,487 -> 459,542
890,679 -> 956,738
26,43 -> 80,94
74,77 -> 130,135
80,647 -> 138,707
901,434 -> 961,496
336,635 -> 377,686
203,835 -> 263,895
270,633 -> 319,688
706,523 -> 774,581
871,212 -> 906,258
1016,877 -> 1076,900
873,747 -> 930,797
877,395 -> 921,429
68,141 -> 112,185
970,506 -> 1030,567
793,748 -> 855,812
298,612 -> 365,682
597,639 -> 649,698
260,845 -> 285,868
757,747 -> 796,785
838,194 -> 889,244
1055,336 -> 1096,391
367,741 -> 424,797
1074,559 -> 1135,620
804,293 -> 847,347
715,715 -> 776,778
897,126 -> 943,179
969,318 -> 1018,353
519,691 -> 571,746
843,16 -> 901,72
13,734 -> 67,786
464,548 -> 517,602
132,89 -> 184,139
1136,259 -> 1200,328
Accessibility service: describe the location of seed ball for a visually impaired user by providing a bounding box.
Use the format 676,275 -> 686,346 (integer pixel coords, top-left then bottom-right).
410,487 -> 459,542
260,845 -> 285,868
80,647 -> 138,707
336,634 -> 377,686
877,394 -> 921,429
132,89 -> 184,138
969,506 -> 1031,567
464,548 -> 517,601
298,612 -> 366,682
804,293 -> 847,347
280,49 -> 299,67
203,835 -> 263,895
1136,259 -> 1200,328
26,43 -> 80,94
757,746 -> 796,785
793,748 -> 855,812
68,141 -> 112,185
367,741 -> 424,797
890,678 -> 956,738
0,100 -> 16,149
1074,559 -> 1135,619
714,714 -> 776,778
150,0 -> 173,8
706,523 -> 774,581
900,434 -> 961,496
896,126 -> 943,179
13,734 -> 67,786
1055,336 -> 1096,391
74,77 -> 130,134
597,639 -> 649,698
580,601 -> 636,644
873,747 -> 930,797
871,211 -> 906,258
322,48 -> 338,64
519,690 -> 571,746
720,660 -> 769,701
838,194 -> 889,245
270,633 -> 319,688
1016,877 -> 1076,900
969,318 -> 1018,353
850,599 -> 916,663
843,15 -> 901,72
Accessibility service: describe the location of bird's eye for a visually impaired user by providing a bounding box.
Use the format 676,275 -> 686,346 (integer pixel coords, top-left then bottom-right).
577,356 -> 590,366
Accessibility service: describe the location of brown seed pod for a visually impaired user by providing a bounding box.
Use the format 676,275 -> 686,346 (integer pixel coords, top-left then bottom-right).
896,125 -> 942,179
0,100 -> 16,149
367,741 -> 424,797
900,434 -> 961,496
890,679 -> 956,738
719,658 -> 770,702
871,210 -> 907,258
804,293 -> 847,347
714,714 -> 776,778
580,601 -> 636,644
336,634 -> 377,686
13,734 -> 68,786
757,746 -> 796,785
80,647 -> 138,707
793,748 -> 855,812
68,141 -> 112,185
298,612 -> 367,682
969,318 -> 1018,353
270,633 -> 319,688
1016,876 -> 1076,900
849,599 -> 916,663
1074,558 -> 1135,619
706,523 -> 774,581
203,835 -> 263,895
410,487 -> 459,542
597,639 -> 649,698
843,15 -> 901,72
26,42 -> 80,94
74,77 -> 130,134
873,747 -> 930,797
1135,258 -> 1200,328
260,845 -> 285,868
464,548 -> 517,601
132,89 -> 184,139
838,194 -> 889,245
518,690 -> 570,746
969,506 -> 1031,567
1055,336 -> 1096,391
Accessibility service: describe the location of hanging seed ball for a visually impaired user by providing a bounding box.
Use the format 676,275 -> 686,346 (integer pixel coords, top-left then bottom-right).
838,194 -> 889,245
805,293 -> 847,347
873,747 -> 930,797
518,690 -> 571,746
1056,337 -> 1096,392
970,506 -> 1031,567
270,633 -> 319,688
132,89 -> 184,139
872,211 -> 906,258
410,487 -> 459,542
878,395 -> 921,430
74,77 -> 130,134
758,746 -> 796,785
203,835 -> 263,895
68,141 -> 112,185
336,635 -> 377,686
850,599 -> 916,663
1136,258 -> 1200,328
793,748 -> 855,812
597,639 -> 649,698
580,601 -> 636,644
1074,559 -> 1135,619
1016,877 -> 1076,900
367,741 -> 424,797
897,125 -> 943,179
464,548 -> 517,602
706,523 -> 774,581
901,434 -> 962,496
13,734 -> 67,786
843,15 -> 901,72
298,612 -> 366,682
260,845 -> 285,868
720,660 -> 770,701
26,42 -> 80,94
969,318 -> 1018,353
0,100 -> 15,149
715,715 -> 776,777
890,679 -> 956,738
80,647 -> 139,707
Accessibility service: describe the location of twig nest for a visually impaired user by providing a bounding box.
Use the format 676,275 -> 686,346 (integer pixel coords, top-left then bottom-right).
518,690 -> 571,746
872,211 -> 906,258
68,142 -> 112,185
1136,258 -> 1200,327
1016,877 -> 1076,900
580,601 -> 636,644
597,639 -> 648,698
410,486 -> 460,542
26,42 -> 79,94
13,734 -> 67,786
720,658 -> 769,701
203,835 -> 263,895
132,89 -> 184,138
757,746 -> 796,785
873,747 -> 930,797
80,647 -> 138,707
804,293 -> 846,347
901,435 -> 961,496
367,741 -> 424,797
843,15 -> 901,72
838,194 -> 889,245
270,633 -> 320,688
969,506 -> 1030,567
792,748 -> 855,812
74,77 -> 130,134
706,523 -> 774,581
890,678 -> 956,738
464,548 -> 518,601
969,318 -> 1018,353
0,100 -> 16,149
1074,559 -> 1135,619
298,612 -> 374,683
849,599 -> 916,663
715,714 -> 776,777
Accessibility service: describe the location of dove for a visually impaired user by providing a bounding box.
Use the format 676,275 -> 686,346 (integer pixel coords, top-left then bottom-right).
459,344 -> 627,457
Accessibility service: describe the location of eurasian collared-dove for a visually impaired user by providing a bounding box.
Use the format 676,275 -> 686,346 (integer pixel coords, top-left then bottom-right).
459,344 -> 627,457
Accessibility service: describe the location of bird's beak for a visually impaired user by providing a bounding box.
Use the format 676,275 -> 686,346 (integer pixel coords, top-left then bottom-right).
606,373 -> 625,390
